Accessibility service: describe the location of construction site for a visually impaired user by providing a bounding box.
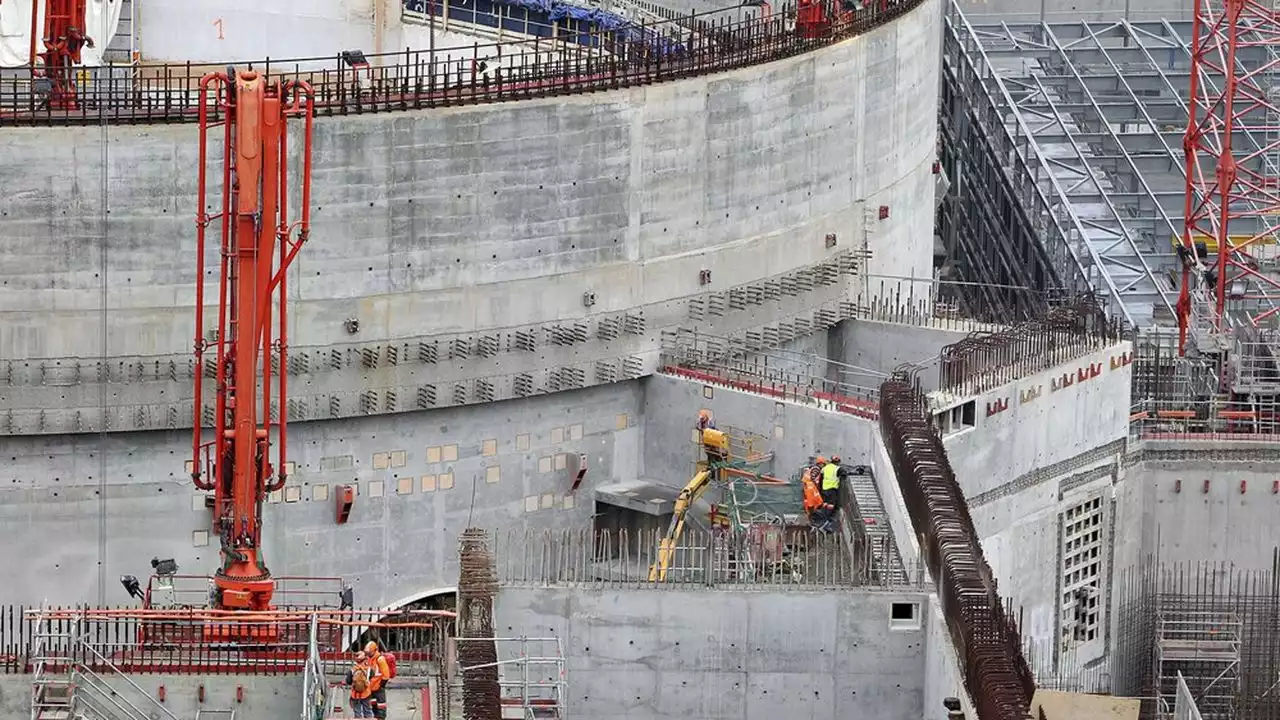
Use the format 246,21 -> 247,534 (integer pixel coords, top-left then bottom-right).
1,0 -> 1279,718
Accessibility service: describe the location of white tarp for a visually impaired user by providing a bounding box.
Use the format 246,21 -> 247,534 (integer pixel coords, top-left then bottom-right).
0,0 -> 125,68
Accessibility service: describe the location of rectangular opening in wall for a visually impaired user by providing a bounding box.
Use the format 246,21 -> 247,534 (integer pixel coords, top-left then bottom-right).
890,601 -> 921,630
1060,495 -> 1105,650
934,400 -> 976,436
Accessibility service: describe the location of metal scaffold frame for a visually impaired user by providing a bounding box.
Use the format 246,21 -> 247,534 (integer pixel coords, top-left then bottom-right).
1154,610 -> 1243,720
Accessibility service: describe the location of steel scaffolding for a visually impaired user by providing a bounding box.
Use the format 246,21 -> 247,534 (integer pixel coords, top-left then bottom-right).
1154,611 -> 1242,720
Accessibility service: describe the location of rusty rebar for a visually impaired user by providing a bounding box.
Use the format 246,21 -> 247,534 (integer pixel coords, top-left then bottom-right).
879,378 -> 1035,720
457,528 -> 501,720
938,293 -> 1122,396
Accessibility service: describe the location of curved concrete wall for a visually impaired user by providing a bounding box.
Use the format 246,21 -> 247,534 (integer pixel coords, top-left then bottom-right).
1,0 -> 941,436
0,1 -> 940,603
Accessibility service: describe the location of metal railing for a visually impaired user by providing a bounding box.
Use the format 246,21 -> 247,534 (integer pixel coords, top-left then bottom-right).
659,362 -> 882,420
494,527 -> 925,589
1129,398 -> 1280,441
1,606 -> 453,676
0,0 -> 923,126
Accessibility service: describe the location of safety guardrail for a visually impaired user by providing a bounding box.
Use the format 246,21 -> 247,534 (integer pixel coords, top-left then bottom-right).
0,606 -> 452,676
0,0 -> 922,126
1129,399 -> 1280,442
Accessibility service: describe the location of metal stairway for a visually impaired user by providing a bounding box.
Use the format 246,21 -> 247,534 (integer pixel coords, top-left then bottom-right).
844,468 -> 909,584
28,609 -> 181,720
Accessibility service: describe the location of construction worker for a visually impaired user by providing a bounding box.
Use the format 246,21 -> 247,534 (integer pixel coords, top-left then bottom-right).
697,409 -> 716,431
820,455 -> 843,529
801,464 -> 828,519
808,457 -> 835,532
346,651 -> 374,718
822,456 -> 842,502
365,641 -> 391,720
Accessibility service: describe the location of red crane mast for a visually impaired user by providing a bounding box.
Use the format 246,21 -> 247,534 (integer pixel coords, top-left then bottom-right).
1178,0 -> 1280,358
191,69 -> 314,613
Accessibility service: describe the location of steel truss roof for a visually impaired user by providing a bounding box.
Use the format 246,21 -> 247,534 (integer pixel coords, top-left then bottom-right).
946,3 -> 1280,329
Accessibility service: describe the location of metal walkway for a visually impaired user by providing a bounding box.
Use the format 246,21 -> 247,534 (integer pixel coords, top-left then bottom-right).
844,468 -> 910,585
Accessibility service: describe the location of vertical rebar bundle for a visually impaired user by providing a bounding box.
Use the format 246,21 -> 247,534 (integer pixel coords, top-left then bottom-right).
457,528 -> 501,720
879,375 -> 1035,720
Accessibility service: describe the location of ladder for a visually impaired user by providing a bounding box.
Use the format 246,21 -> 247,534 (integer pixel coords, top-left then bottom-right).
843,469 -> 909,585
30,608 -> 80,720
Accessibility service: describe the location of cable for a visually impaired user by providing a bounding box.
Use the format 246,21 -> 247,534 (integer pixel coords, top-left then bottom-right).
97,93 -> 110,606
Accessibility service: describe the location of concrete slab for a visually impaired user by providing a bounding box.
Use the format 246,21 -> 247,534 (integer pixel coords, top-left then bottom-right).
595,480 -> 680,516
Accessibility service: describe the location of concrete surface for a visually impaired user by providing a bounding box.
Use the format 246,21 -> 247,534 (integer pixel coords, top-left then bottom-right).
493,586 -> 932,720
1114,455 -> 1280,572
935,342 -> 1133,668
831,318 -> 975,392
0,0 -> 941,435
0,381 -> 643,607
1032,689 -> 1140,720
640,372 -> 876,485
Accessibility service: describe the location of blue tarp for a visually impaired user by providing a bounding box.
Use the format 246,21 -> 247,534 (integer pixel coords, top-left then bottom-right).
405,0 -> 686,56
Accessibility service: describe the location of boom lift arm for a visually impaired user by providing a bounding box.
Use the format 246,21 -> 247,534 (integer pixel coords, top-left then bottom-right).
191,68 -> 315,612
648,428 -> 730,582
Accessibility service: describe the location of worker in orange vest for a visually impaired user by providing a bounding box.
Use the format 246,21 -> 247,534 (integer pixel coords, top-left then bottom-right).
346,652 -> 374,718
804,458 -> 835,531
365,641 -> 392,719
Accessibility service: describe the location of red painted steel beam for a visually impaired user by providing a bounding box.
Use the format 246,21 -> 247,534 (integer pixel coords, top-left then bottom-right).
1179,0 -> 1280,353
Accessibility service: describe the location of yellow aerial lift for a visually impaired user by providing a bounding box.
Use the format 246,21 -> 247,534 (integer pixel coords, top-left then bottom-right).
648,427 -> 730,581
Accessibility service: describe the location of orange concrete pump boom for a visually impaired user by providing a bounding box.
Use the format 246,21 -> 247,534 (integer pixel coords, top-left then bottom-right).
191,68 -> 314,612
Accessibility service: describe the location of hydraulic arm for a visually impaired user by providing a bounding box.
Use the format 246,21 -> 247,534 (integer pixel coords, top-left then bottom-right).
191,69 -> 314,612
648,428 -> 729,582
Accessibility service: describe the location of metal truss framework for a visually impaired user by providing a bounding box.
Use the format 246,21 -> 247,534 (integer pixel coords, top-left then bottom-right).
1178,0 -> 1280,356
945,2 -> 1280,335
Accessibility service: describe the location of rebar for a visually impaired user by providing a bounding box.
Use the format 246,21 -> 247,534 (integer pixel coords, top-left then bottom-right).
879,376 -> 1035,720
938,293 -> 1124,396
457,528 -> 501,720
0,0 -> 923,128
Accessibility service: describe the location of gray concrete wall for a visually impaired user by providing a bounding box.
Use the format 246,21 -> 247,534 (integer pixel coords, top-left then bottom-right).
831,318 -> 975,391
493,586 -> 931,720
0,382 -> 643,607
639,373 -> 874,487
1114,449 -> 1280,572
0,0 -> 942,437
935,342 -> 1133,667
